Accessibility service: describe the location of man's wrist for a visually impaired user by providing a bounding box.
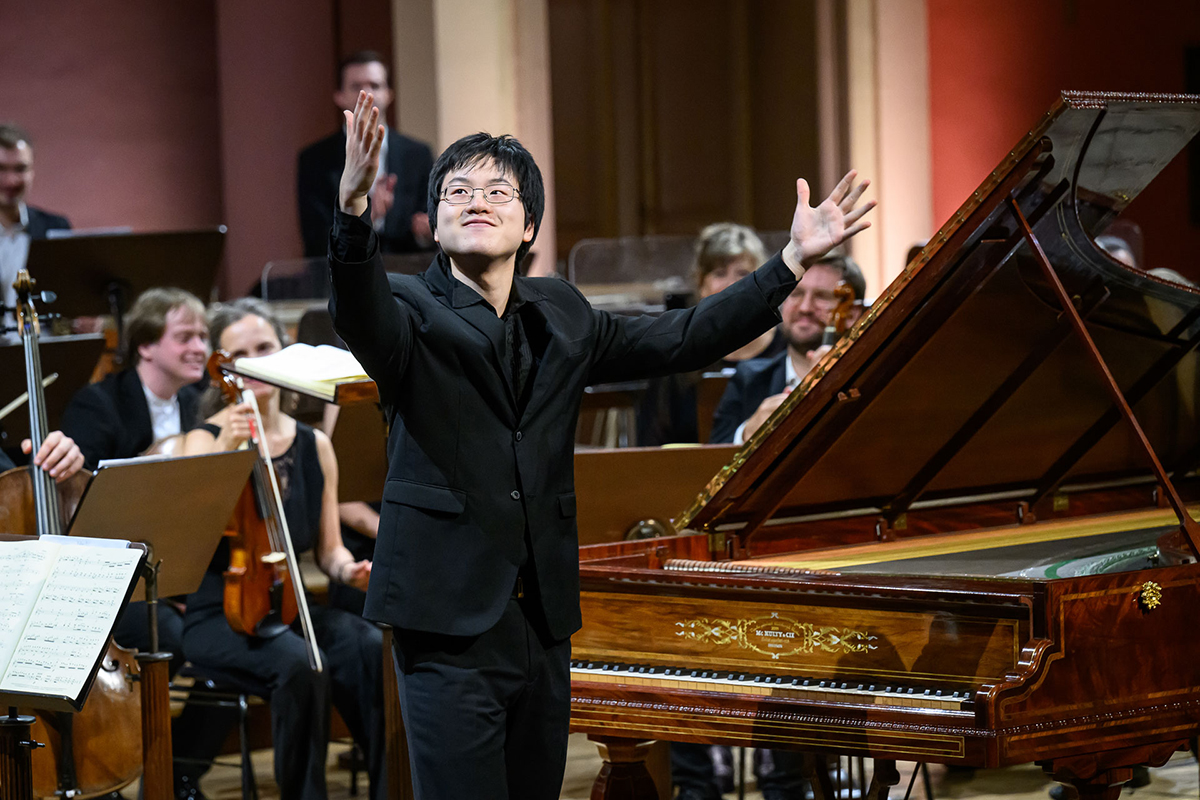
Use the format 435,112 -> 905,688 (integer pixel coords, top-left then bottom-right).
782,241 -> 807,277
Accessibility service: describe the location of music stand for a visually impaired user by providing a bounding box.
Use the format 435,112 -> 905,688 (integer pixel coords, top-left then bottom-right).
25,229 -> 226,351
329,403 -> 388,504
0,334 -> 106,448
63,449 -> 256,800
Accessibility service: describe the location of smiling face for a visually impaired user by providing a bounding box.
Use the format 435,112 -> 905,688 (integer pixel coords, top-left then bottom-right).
0,142 -> 33,217
779,264 -> 843,352
218,314 -> 283,402
433,158 -> 534,270
137,305 -> 210,391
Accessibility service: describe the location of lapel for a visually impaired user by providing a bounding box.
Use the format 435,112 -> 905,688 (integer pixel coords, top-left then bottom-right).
119,369 -> 155,453
424,260 -> 518,416
513,278 -> 561,425
766,352 -> 788,396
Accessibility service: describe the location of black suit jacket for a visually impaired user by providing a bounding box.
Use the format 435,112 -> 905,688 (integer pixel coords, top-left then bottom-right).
298,128 -> 434,257
59,369 -> 202,468
709,352 -> 788,444
329,211 -> 798,640
26,205 -> 71,239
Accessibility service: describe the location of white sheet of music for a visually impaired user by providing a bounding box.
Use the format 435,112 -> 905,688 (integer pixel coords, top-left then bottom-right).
0,536 -> 141,699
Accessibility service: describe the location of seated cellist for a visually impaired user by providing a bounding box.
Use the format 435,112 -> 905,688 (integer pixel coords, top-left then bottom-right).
179,297 -> 383,800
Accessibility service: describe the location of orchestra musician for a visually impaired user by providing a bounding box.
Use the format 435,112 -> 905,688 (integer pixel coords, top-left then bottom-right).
0,123 -> 70,338
636,222 -> 785,447
327,90 -> 874,798
711,252 -> 867,445
178,297 -> 384,800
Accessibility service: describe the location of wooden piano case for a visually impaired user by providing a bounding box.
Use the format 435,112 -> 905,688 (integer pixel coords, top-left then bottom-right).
572,91 -> 1200,800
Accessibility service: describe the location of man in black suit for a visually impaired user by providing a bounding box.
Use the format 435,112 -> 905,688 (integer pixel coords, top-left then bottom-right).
711,253 -> 867,445
329,91 -> 874,799
0,124 -> 70,334
298,50 -> 434,258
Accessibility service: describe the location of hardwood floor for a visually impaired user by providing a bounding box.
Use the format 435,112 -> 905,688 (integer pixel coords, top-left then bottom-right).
117,738 -> 1200,799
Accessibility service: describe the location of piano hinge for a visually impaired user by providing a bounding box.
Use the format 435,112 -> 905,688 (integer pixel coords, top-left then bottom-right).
836,387 -> 862,403
1017,500 -> 1037,525
874,513 -> 905,541
707,531 -> 727,556
1052,493 -> 1069,513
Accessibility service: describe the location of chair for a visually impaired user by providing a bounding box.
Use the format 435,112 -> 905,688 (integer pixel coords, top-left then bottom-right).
171,664 -> 271,800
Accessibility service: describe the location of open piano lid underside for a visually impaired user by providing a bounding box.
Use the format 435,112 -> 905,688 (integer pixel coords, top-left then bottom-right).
681,91 -> 1200,536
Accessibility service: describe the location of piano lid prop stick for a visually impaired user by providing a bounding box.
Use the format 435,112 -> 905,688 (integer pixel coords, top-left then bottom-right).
1008,196 -> 1200,559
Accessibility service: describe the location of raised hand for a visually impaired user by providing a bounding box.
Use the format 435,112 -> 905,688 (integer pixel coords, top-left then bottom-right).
783,170 -> 875,274
338,90 -> 385,216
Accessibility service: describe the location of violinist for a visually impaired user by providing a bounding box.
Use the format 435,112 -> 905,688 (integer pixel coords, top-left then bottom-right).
179,297 -> 384,800
58,285 -> 224,800
710,252 -> 866,445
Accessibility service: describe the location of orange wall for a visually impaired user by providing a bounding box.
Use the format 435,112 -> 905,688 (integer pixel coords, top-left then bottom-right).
927,0 -> 1200,279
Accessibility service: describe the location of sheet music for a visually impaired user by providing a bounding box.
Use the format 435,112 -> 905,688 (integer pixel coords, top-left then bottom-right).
0,541 -> 55,677
0,539 -> 141,699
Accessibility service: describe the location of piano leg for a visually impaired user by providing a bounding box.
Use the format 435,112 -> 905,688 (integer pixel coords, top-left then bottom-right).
799,753 -> 837,800
865,759 -> 901,800
587,737 -> 662,800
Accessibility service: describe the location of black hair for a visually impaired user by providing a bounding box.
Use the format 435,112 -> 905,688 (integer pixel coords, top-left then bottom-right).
339,50 -> 388,88
427,133 -> 544,269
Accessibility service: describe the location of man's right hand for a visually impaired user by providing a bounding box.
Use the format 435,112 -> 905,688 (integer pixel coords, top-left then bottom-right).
339,90 -> 385,217
742,391 -> 789,441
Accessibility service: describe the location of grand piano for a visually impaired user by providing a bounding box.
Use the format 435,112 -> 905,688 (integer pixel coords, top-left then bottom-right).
570,91 -> 1200,800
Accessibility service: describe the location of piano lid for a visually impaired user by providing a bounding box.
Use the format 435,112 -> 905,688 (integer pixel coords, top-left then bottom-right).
678,91 -> 1200,538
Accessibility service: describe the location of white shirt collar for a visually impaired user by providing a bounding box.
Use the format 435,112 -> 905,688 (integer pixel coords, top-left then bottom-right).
784,352 -> 800,389
141,380 -> 182,441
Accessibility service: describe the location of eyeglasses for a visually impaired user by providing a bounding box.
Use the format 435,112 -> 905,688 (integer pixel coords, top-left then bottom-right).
788,286 -> 840,309
440,183 -> 521,205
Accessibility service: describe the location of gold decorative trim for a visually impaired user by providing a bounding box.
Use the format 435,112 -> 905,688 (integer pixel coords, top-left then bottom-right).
1138,581 -> 1163,611
676,612 -> 877,660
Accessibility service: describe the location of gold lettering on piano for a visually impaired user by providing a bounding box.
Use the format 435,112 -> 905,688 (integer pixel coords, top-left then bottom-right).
675,612 -> 878,659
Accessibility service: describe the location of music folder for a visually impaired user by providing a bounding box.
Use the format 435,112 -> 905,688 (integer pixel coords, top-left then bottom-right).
67,449 -> 258,599
0,534 -> 147,713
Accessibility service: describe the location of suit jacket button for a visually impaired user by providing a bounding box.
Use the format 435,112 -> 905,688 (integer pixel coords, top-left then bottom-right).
514,431 -> 523,442
510,490 -> 521,500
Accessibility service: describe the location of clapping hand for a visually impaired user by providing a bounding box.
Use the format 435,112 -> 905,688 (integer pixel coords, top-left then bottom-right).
783,170 -> 875,275
339,91 -> 385,217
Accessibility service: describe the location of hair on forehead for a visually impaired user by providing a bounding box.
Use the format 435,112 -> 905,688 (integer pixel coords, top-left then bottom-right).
124,287 -> 206,365
428,133 -> 545,270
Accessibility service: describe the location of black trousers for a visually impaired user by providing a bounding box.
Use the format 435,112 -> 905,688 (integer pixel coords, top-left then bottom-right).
391,595 -> 571,800
113,600 -> 239,791
181,603 -> 386,800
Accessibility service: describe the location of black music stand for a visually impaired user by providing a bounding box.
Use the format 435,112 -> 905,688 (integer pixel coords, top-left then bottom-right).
0,334 -> 106,449
25,229 -> 226,353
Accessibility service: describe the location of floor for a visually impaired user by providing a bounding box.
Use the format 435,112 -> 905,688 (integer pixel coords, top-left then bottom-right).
115,737 -> 1200,799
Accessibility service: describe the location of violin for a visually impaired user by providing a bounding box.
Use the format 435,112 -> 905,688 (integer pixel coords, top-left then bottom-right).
820,280 -> 860,347
208,349 -> 323,672
0,270 -> 143,799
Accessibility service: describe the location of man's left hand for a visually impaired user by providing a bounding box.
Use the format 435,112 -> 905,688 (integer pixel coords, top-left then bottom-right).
24,431 -> 85,482
783,170 -> 875,276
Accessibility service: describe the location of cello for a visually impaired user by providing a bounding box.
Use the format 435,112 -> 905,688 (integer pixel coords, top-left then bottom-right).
206,349 -> 323,671
0,270 -> 143,799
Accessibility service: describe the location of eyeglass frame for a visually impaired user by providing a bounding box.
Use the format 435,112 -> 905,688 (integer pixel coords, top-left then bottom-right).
438,183 -> 523,206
